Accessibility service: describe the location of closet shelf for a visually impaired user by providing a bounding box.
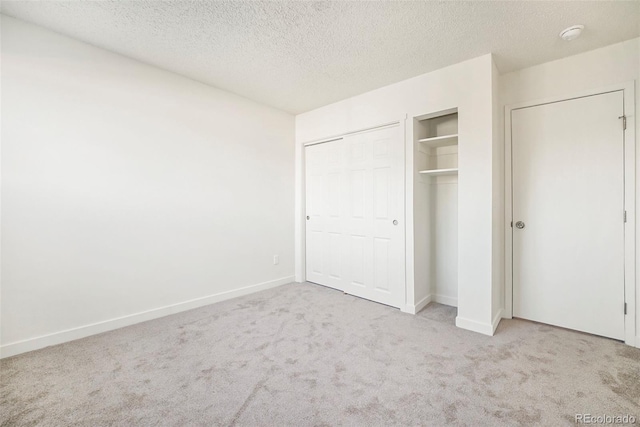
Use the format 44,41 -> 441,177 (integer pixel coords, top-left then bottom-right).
417,134 -> 458,148
418,168 -> 459,176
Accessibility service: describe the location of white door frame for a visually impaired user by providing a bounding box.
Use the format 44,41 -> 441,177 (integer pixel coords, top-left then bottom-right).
504,82 -> 636,347
299,117 -> 408,307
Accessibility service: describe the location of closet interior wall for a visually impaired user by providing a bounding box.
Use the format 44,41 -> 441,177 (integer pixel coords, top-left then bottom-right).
414,110 -> 459,308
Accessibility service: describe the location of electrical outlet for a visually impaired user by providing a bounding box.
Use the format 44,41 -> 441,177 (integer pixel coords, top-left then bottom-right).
273,255 -> 279,265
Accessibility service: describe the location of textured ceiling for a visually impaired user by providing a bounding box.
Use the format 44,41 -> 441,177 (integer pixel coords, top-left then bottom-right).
1,1 -> 639,114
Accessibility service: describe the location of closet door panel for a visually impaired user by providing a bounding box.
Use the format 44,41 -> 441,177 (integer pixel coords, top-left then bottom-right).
349,235 -> 366,288
343,125 -> 404,308
345,134 -> 372,293
324,141 -> 346,286
305,144 -> 325,283
373,237 -> 391,292
305,142 -> 344,290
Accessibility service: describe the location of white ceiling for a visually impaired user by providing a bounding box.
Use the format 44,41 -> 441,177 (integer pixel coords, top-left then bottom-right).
1,1 -> 639,114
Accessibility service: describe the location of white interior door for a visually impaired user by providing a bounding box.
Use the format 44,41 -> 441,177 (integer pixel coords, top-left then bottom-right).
342,125 -> 404,308
305,140 -> 345,291
512,91 -> 625,340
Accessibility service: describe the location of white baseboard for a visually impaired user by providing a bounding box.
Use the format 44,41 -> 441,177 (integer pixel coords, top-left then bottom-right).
433,294 -> 458,307
414,294 -> 433,314
402,294 -> 458,314
415,294 -> 432,313
492,308 -> 504,334
401,294 -> 432,314
455,315 -> 495,336
1,276 -> 294,359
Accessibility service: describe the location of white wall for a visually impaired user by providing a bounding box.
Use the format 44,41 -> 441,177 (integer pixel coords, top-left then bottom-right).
1,16 -> 295,357
432,180 -> 458,306
500,37 -> 639,345
501,39 -> 639,106
296,54 -> 500,335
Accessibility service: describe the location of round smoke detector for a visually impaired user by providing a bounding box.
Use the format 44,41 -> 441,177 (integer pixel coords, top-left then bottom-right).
559,25 -> 584,41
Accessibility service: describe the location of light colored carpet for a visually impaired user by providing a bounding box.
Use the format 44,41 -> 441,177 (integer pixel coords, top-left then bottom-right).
1,282 -> 639,426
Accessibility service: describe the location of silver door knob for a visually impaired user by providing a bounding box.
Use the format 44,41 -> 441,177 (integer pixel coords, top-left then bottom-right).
515,221 -> 525,229
393,220 -> 398,225
306,216 -> 310,220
